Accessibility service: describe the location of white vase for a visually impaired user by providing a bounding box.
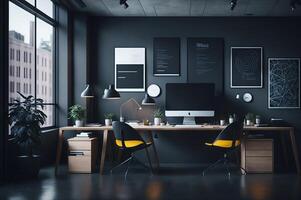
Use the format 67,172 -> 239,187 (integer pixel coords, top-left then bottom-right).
75,120 -> 84,127
246,120 -> 252,126
256,118 -> 261,124
105,119 -> 112,126
154,118 -> 161,126
229,117 -> 234,124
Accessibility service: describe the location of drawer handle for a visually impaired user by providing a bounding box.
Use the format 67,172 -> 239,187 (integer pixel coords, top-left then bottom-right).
69,151 -> 84,156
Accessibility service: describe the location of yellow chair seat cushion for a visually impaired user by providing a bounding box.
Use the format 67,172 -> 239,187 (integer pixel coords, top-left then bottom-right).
205,140 -> 240,148
115,140 -> 151,148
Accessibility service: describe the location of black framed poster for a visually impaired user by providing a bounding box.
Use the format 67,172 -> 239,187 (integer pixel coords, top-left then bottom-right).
187,38 -> 224,96
115,48 -> 145,92
268,58 -> 300,109
231,47 -> 263,88
153,38 -> 180,76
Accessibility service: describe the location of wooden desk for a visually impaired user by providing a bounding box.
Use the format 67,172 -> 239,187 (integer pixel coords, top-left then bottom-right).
55,125 -> 300,175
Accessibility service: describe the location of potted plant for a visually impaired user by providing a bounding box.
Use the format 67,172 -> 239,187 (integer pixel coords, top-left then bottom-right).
154,109 -> 164,126
8,92 -> 47,178
69,105 -> 85,127
104,113 -> 114,126
245,113 -> 255,126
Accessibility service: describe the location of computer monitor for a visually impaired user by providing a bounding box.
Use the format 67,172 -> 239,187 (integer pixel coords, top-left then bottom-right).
165,83 -> 215,125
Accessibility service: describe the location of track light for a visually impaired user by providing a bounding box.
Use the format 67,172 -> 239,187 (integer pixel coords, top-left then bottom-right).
230,0 -> 237,11
120,0 -> 129,9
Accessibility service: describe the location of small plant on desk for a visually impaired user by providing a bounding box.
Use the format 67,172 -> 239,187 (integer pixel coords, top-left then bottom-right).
154,109 -> 164,125
104,113 -> 114,126
245,113 -> 255,126
69,105 -> 85,127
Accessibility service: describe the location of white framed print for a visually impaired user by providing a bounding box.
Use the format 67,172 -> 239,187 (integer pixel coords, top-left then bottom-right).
115,48 -> 145,92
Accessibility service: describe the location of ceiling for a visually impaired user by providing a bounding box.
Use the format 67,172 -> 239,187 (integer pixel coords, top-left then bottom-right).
66,0 -> 301,17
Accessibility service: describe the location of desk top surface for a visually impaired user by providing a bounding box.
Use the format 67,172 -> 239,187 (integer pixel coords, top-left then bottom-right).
60,125 -> 293,131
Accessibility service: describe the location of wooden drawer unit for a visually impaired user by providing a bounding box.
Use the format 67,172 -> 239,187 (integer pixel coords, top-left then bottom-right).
67,137 -> 98,173
241,139 -> 274,173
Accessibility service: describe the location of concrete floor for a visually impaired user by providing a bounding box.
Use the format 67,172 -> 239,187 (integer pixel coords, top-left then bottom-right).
1,166 -> 301,200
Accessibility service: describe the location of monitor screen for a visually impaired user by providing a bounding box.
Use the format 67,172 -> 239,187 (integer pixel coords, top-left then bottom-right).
166,83 -> 215,111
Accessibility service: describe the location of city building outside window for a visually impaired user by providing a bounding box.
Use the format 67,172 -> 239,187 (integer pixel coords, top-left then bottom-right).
9,0 -> 55,128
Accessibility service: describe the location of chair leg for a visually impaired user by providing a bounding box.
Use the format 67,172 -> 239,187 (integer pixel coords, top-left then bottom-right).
202,158 -> 226,176
110,156 -> 132,174
223,159 -> 231,178
125,155 -> 134,179
133,156 -> 150,170
240,166 -> 247,175
145,148 -> 154,173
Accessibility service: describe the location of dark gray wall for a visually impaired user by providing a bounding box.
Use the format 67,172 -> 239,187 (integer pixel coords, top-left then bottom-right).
88,17 -> 301,167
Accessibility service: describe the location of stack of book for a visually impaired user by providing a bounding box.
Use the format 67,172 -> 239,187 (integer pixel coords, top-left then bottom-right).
76,132 -> 93,138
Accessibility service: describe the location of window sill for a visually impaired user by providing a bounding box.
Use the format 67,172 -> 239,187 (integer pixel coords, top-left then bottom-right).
41,127 -> 58,134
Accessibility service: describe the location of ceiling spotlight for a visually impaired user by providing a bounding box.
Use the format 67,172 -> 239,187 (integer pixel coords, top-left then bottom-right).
230,0 -> 237,11
120,0 -> 129,9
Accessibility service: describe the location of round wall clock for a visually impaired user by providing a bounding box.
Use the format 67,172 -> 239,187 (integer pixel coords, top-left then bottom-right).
147,84 -> 161,98
243,93 -> 253,103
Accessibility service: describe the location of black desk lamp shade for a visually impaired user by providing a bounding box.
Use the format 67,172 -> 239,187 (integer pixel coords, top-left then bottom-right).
142,94 -> 156,105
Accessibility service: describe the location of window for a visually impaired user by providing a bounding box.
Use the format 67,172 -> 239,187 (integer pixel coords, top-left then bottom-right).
9,0 -> 56,128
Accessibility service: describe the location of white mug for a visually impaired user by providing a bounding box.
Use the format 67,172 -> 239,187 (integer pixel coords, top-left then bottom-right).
220,120 -> 226,126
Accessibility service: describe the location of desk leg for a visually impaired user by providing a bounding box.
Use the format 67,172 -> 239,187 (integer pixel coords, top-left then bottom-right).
55,129 -> 64,176
289,129 -> 301,174
99,130 -> 108,175
149,131 -> 160,169
280,133 -> 289,169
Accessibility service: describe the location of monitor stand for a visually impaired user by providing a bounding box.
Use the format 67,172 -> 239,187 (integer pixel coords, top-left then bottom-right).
183,117 -> 196,125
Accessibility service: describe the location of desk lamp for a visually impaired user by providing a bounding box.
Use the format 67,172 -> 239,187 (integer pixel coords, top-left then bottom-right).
102,84 -> 120,99
81,84 -> 94,98
141,94 -> 156,106
120,98 -> 142,122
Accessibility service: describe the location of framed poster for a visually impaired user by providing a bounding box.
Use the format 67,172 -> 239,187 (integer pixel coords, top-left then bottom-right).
115,48 -> 145,92
268,58 -> 300,109
187,38 -> 224,96
231,47 -> 263,88
153,38 -> 180,76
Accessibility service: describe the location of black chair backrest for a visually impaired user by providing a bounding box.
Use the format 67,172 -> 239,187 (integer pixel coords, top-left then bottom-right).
112,121 -> 144,147
213,119 -> 244,147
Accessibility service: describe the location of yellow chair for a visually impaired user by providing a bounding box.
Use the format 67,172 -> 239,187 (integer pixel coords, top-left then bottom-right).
202,120 -> 246,176
111,121 -> 154,176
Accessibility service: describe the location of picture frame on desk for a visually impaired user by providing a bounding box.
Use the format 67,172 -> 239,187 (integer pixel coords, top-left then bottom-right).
268,58 -> 300,109
230,47 -> 263,88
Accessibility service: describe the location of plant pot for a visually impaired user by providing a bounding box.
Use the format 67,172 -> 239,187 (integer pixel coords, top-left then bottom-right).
154,118 -> 161,126
229,117 -> 234,124
220,120 -> 226,126
105,119 -> 112,126
256,118 -> 261,124
16,155 -> 40,179
75,120 -> 84,127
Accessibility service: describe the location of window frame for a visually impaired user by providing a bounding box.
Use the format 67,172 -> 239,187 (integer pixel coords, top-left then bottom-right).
9,0 -> 57,129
